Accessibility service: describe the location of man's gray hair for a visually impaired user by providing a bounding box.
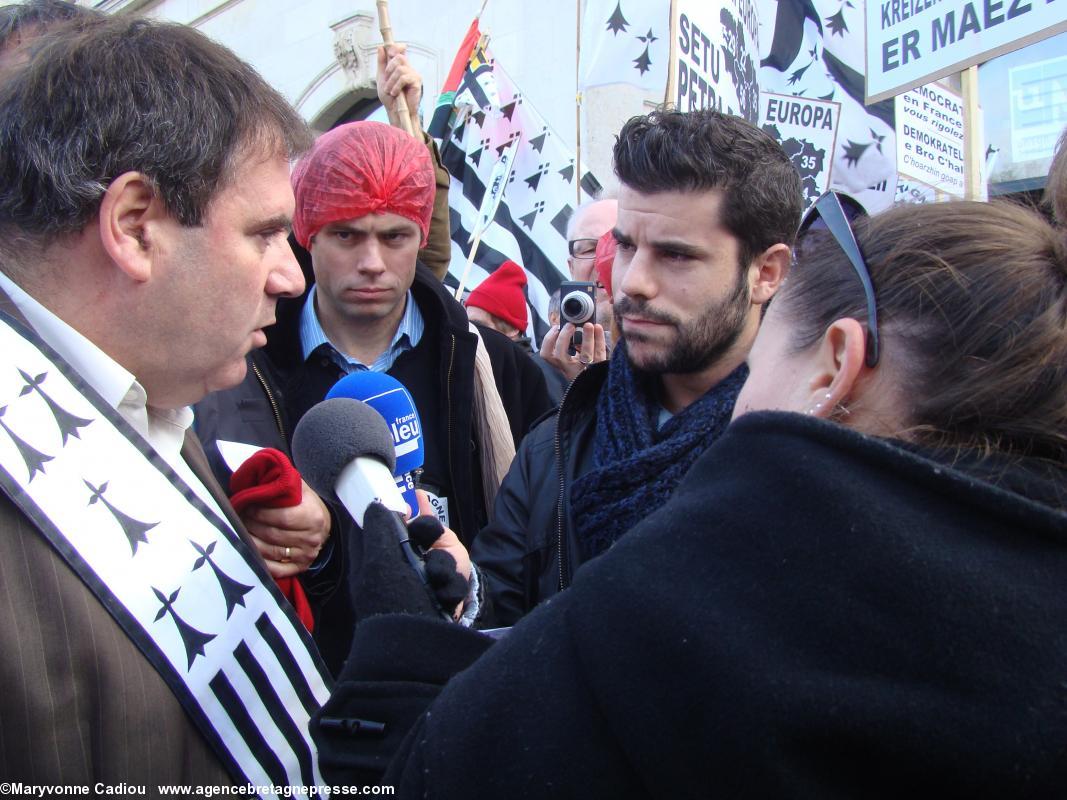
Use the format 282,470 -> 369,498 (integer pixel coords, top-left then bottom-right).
0,14 -> 311,253
565,193 -> 617,240
0,0 -> 99,54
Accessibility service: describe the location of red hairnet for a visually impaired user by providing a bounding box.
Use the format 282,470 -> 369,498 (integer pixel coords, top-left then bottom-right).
594,230 -> 616,298
291,121 -> 434,249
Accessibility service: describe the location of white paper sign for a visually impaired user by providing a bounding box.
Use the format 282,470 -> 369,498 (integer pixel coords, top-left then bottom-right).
895,82 -> 966,197
760,92 -> 842,208
866,0 -> 1067,103
674,0 -> 761,122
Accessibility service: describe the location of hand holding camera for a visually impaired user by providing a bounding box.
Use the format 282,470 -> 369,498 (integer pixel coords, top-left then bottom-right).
559,281 -> 597,350
541,280 -> 608,381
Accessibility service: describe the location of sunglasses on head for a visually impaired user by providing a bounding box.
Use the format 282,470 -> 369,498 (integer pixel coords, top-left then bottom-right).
797,191 -> 880,368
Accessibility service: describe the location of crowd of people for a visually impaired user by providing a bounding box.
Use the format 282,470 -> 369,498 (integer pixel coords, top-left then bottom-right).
2,0 -> 1067,796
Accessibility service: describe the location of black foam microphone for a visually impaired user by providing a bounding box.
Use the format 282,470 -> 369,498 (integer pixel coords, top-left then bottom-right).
291,398 -> 405,522
291,398 -> 451,621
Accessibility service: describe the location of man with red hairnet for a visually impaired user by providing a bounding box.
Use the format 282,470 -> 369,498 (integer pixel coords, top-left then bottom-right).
199,118 -> 550,674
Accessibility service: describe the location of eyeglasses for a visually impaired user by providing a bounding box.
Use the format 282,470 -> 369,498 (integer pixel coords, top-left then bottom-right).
798,191 -> 880,368
567,238 -> 598,260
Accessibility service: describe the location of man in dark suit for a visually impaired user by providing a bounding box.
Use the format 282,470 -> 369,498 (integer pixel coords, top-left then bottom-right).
0,12 -> 332,787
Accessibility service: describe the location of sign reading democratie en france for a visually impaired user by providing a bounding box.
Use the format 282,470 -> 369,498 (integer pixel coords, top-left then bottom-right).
674,0 -> 761,122
865,0 -> 1067,102
895,82 -> 966,196
759,92 -> 841,209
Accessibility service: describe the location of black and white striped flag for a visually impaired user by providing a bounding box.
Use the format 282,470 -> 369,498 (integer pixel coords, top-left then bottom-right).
432,31 -> 602,341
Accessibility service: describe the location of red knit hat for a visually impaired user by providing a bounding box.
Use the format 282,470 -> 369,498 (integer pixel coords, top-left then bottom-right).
466,260 -> 529,332
594,230 -> 616,299
291,121 -> 434,249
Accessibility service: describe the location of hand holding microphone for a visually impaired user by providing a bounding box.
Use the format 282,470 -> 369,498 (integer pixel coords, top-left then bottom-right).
291,398 -> 468,623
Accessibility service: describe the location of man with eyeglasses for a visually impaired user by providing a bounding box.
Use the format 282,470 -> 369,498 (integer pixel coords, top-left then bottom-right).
548,197 -> 619,362
566,198 -> 618,278
472,109 -> 802,626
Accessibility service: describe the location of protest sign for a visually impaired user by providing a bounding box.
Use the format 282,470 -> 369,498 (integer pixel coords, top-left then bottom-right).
865,0 -> 1067,103
760,92 -> 841,208
895,81 -> 966,196
674,0 -> 761,122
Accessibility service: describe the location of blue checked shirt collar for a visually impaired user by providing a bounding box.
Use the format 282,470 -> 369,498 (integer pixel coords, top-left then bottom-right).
299,285 -> 423,374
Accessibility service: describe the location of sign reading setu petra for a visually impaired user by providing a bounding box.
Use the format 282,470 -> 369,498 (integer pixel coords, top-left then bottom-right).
673,0 -> 761,123
865,0 -> 1067,103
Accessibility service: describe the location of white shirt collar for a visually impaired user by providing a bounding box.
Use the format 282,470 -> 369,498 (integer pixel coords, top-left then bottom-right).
0,271 -> 218,515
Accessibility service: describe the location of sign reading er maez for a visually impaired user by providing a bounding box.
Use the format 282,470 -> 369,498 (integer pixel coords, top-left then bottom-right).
865,0 -> 1067,102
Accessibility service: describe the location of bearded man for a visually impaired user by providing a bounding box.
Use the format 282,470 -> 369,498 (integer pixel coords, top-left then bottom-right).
471,109 -> 802,625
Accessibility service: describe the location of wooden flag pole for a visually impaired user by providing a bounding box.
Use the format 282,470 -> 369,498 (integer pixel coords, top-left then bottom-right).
376,0 -> 414,137
961,65 -> 982,200
575,0 -> 582,206
664,0 -> 678,106
455,231 -> 483,300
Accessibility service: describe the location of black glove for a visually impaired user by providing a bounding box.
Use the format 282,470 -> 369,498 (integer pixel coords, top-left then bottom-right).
348,502 -> 469,623
407,515 -> 471,612
312,507 -> 488,788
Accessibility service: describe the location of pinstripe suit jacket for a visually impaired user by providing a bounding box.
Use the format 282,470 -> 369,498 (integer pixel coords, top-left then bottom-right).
0,292 -> 238,786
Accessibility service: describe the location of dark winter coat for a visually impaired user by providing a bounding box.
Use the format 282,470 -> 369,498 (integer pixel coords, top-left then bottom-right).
471,360 -> 606,626
315,411 -> 1067,798
194,260 -> 551,673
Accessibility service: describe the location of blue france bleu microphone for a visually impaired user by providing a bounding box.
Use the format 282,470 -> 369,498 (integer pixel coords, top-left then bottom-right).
327,371 -> 423,516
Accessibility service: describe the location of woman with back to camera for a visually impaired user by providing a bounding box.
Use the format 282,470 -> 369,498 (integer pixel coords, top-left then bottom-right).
316,194 -> 1067,798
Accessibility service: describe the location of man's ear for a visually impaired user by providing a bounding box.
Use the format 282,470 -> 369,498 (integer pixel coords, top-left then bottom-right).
97,172 -> 163,283
804,317 -> 867,418
748,242 -> 792,305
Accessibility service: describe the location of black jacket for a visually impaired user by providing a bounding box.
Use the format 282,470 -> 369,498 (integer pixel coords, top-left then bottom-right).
471,361 -> 606,625
194,261 -> 551,672
316,412 -> 1067,797
197,261 -> 550,538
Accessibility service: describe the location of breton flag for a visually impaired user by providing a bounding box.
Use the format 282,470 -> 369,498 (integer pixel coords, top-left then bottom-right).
430,22 -> 602,340
579,0 -> 671,93
758,0 -> 898,211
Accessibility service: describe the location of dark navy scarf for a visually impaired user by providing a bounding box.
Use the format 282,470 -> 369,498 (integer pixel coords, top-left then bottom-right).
571,343 -> 748,563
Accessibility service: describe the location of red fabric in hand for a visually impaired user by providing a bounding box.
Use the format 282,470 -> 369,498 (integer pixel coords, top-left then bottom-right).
229,448 -> 315,632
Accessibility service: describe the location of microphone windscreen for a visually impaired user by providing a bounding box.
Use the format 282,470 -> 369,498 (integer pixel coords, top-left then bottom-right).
327,371 -> 424,473
291,397 -> 396,502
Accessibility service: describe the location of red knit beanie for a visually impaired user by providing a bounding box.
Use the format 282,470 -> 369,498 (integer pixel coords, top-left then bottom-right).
466,260 -> 529,332
594,230 -> 616,298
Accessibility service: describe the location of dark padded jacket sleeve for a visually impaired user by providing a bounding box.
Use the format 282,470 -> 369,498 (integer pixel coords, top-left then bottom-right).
469,417 -> 558,626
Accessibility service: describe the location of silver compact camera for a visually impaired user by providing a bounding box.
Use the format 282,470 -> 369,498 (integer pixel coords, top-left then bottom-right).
559,281 -> 596,348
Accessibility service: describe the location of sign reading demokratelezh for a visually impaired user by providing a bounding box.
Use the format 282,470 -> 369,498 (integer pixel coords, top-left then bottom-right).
759,93 -> 842,209
673,0 -> 761,123
895,82 -> 966,196
865,0 -> 1067,103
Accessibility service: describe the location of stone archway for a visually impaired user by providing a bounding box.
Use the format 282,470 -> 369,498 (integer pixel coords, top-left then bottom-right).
294,11 -> 439,133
